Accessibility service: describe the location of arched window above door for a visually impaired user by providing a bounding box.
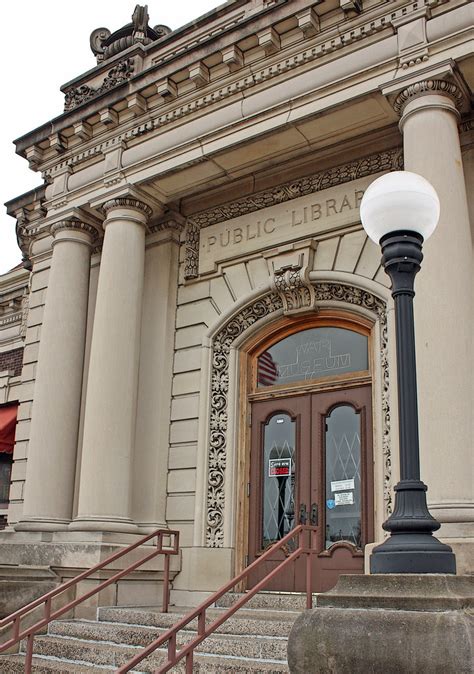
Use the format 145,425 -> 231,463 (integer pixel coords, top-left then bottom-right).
256,325 -> 369,389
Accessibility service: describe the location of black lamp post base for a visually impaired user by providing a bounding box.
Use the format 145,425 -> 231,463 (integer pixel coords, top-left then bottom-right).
370,533 -> 456,574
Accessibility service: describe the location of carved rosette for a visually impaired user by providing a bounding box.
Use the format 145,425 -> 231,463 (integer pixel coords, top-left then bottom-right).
393,79 -> 465,117
185,149 -> 403,280
271,263 -> 316,314
102,197 -> 153,219
206,282 -> 392,547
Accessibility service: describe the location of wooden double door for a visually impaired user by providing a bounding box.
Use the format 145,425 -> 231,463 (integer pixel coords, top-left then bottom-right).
247,385 -> 373,592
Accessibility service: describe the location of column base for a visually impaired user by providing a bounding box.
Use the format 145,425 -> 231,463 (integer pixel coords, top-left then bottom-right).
14,517 -> 71,532
69,516 -> 139,534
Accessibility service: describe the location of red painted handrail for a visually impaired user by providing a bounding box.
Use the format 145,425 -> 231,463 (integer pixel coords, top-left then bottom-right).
0,528 -> 179,672
118,524 -> 318,674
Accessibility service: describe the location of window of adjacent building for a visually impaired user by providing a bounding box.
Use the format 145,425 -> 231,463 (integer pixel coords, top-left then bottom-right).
0,403 -> 18,522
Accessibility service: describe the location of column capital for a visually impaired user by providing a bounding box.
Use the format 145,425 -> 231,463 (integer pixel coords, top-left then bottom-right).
393,79 -> 465,117
102,197 -> 153,219
50,218 -> 99,242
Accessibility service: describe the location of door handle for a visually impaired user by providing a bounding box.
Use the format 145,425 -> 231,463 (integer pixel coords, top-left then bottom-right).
299,503 -> 308,525
311,503 -> 318,526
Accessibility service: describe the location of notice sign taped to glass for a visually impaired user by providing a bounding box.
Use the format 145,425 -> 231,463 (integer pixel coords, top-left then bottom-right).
269,458 -> 292,478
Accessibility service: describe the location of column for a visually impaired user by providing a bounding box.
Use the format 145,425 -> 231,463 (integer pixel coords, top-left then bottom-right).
394,79 -> 473,537
16,219 -> 96,531
71,197 -> 151,532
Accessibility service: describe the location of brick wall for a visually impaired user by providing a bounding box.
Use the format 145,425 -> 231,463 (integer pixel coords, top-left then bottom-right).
0,348 -> 24,377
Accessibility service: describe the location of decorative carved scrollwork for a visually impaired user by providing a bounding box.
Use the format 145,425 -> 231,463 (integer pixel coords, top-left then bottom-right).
64,59 -> 134,111
206,283 -> 392,547
271,258 -> 316,314
90,27 -> 111,62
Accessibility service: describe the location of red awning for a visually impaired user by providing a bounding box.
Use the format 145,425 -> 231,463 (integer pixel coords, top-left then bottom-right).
0,404 -> 18,454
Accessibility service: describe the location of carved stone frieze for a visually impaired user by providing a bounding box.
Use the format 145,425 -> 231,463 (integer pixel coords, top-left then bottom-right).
185,148 -> 403,280
64,59 -> 135,112
206,282 -> 392,547
271,259 -> 317,314
393,79 -> 465,116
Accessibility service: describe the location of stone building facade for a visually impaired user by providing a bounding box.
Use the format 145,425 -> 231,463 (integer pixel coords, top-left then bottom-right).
0,0 -> 473,608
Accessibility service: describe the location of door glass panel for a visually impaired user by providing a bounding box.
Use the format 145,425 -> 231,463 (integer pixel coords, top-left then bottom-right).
257,328 -> 368,387
262,413 -> 296,548
325,405 -> 361,549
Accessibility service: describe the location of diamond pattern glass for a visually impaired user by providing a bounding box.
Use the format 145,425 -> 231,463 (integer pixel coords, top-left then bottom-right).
325,405 -> 362,548
262,414 -> 296,547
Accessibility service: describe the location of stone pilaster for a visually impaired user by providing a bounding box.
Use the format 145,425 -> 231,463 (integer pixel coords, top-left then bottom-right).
71,197 -> 151,532
16,218 -> 97,531
132,217 -> 182,531
391,77 -> 473,542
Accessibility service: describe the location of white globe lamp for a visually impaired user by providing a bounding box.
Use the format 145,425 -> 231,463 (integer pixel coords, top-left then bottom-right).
360,171 -> 440,243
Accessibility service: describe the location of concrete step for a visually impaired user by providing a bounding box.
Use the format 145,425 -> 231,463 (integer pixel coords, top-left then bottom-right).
47,619 -> 288,660
215,592 -> 313,611
0,654 -> 108,672
98,605 -> 299,637
4,636 -> 289,672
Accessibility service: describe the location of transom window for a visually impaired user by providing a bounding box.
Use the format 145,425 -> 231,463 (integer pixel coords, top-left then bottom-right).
257,327 -> 368,388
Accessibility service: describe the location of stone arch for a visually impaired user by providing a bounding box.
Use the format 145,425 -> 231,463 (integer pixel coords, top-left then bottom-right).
205,281 -> 392,548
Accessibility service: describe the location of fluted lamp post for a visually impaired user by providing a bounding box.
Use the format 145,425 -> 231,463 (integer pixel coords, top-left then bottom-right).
360,171 -> 456,574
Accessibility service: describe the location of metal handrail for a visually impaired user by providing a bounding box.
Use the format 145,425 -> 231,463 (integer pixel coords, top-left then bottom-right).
0,528 -> 179,673
118,524 -> 318,674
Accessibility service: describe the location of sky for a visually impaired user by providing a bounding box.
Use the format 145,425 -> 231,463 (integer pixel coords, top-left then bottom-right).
0,0 -> 221,275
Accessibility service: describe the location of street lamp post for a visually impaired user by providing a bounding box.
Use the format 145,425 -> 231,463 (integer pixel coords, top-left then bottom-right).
360,171 -> 456,574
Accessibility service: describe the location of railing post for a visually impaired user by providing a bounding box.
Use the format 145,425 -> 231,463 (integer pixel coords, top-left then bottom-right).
198,610 -> 206,636
163,554 -> 170,614
306,549 -> 312,610
25,634 -> 34,674
186,651 -> 193,673
168,632 -> 176,661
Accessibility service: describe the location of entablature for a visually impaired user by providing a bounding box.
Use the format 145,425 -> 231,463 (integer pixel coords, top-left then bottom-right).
14,0 -> 466,176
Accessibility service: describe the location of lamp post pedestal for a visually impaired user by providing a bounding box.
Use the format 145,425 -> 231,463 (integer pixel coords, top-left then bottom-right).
369,231 -> 455,574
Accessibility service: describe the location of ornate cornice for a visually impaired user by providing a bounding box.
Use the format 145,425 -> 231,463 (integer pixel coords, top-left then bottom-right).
39,0 -> 444,176
184,148 -> 403,279
50,218 -> 99,240
102,197 -> 153,218
393,79 -> 465,116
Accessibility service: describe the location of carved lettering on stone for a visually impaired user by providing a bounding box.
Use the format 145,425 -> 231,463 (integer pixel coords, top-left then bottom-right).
185,149 -> 403,279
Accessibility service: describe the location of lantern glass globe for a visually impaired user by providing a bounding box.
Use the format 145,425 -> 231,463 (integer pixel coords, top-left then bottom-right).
360,171 -> 440,244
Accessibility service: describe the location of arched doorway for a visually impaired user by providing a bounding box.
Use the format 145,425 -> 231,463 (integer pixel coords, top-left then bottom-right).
246,313 -> 374,592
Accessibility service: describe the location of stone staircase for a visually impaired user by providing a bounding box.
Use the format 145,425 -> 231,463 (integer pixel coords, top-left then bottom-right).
0,592 -> 308,672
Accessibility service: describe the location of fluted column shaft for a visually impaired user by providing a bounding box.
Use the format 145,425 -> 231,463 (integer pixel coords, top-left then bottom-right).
397,80 -> 473,534
72,198 -> 150,532
17,220 -> 96,531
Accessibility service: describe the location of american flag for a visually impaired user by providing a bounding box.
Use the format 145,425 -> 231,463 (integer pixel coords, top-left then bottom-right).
258,351 -> 278,386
